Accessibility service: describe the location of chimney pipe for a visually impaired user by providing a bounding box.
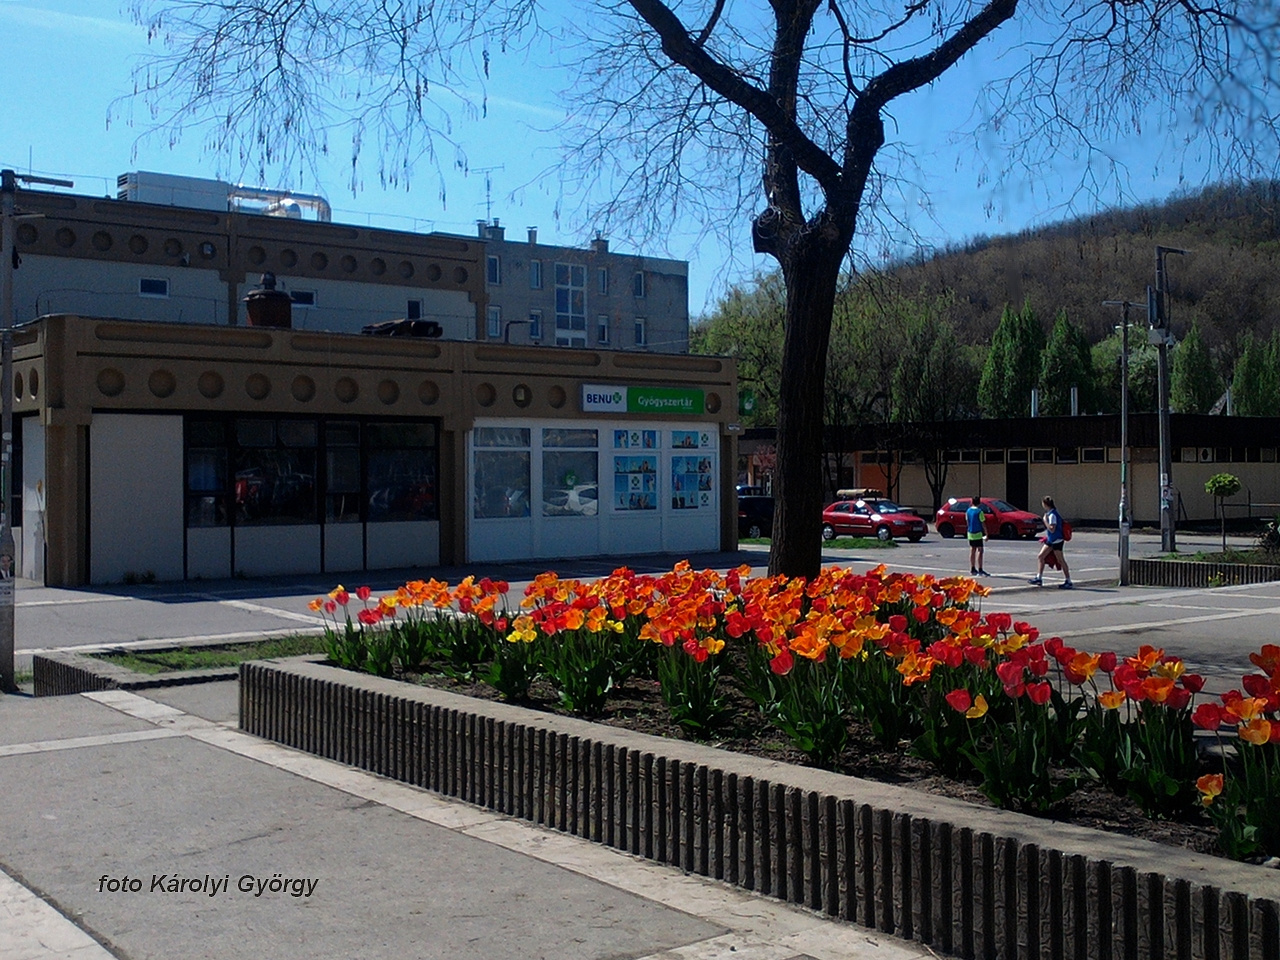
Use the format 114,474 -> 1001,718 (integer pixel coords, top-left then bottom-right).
527,227 -> 537,245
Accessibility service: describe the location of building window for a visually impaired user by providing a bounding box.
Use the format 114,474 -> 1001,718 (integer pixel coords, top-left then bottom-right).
1056,447 -> 1078,464
634,316 -> 647,347
232,418 -> 318,526
1031,448 -> 1054,464
365,422 -> 438,522
598,267 -> 609,295
960,449 -> 980,463
983,449 -> 1005,464
290,290 -> 316,307
324,421 -> 361,523
529,260 -> 542,290
528,309 -> 543,340
487,306 -> 502,339
555,262 -> 587,347
1007,448 -> 1028,462
406,299 -> 423,320
1081,448 -> 1106,463
542,428 -> 599,518
597,315 -> 610,344
632,271 -> 646,298
139,277 -> 169,298
473,427 -> 531,519
487,255 -> 501,285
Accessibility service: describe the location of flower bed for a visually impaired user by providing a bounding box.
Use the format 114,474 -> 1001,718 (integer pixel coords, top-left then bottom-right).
307,564 -> 1280,863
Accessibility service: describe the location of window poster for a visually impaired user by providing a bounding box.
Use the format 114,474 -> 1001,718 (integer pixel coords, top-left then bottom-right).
613,429 -> 657,450
613,455 -> 657,510
671,456 -> 714,509
671,429 -> 712,449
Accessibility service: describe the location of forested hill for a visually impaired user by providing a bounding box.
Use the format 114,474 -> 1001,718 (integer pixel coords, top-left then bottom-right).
889,181 -> 1280,353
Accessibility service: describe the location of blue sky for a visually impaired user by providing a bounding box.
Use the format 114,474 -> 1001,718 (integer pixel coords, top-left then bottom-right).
1,0 -> 1222,316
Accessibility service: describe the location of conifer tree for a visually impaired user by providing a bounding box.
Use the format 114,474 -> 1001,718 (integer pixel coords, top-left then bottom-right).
1038,311 -> 1092,415
978,299 -> 1045,417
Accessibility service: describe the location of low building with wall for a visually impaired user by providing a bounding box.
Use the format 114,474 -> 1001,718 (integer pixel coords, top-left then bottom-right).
12,315 -> 737,586
741,415 -> 1280,524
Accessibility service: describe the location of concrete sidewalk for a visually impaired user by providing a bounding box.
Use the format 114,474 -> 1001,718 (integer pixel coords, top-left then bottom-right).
1,680 -> 930,960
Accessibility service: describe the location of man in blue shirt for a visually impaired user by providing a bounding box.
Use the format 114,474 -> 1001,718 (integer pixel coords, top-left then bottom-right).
965,496 -> 988,576
1030,495 -> 1073,589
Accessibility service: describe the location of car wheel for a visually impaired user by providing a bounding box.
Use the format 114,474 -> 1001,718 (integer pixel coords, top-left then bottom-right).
876,525 -> 892,542
747,523 -> 763,539
938,522 -> 955,539
1000,523 -> 1017,540
822,523 -> 836,541
908,534 -> 923,543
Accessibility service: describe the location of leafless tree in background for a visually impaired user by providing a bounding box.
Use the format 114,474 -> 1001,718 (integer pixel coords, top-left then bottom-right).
122,0 -> 1280,576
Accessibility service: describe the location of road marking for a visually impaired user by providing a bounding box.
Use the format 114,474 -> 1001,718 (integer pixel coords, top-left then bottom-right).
20,626 -> 323,658
1053,604 -> 1280,638
189,594 -> 327,626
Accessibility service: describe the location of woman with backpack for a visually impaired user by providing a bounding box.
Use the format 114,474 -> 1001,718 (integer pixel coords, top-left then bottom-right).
1029,496 -> 1073,589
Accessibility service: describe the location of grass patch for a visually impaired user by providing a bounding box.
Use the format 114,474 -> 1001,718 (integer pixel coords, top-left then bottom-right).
92,634 -> 327,675
14,670 -> 32,686
1161,548 -> 1280,564
823,537 -> 898,550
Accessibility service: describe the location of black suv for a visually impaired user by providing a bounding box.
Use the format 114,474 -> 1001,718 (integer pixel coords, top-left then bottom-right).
737,495 -> 775,539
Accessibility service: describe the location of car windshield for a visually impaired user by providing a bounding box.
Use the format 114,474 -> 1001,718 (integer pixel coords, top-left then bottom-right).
873,500 -> 905,513
991,499 -> 1019,512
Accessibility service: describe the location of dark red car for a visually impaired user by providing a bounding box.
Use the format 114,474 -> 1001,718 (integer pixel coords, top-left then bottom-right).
822,499 -> 928,542
935,497 -> 1044,540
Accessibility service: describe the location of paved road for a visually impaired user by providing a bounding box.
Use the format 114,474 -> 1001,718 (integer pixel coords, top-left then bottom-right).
10,527 -> 1274,692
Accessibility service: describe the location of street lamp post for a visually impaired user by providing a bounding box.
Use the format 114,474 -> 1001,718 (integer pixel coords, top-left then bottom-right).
1103,299 -> 1138,585
1152,246 -> 1188,553
1,169 -> 72,692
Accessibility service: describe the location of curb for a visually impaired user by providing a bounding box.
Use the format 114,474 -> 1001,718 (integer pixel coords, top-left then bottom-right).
240,656 -> 1280,960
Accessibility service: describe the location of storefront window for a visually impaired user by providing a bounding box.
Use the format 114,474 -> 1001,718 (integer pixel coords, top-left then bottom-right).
233,418 -> 318,526
186,419 -> 228,527
542,428 -> 598,517
367,423 -> 438,522
325,421 -> 361,523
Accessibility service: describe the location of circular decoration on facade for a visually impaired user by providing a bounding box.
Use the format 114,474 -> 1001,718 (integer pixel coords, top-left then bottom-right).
279,249 -> 298,268
291,375 -> 316,402
163,238 -> 183,258
13,374 -> 22,401
128,234 -> 148,255
199,241 -> 216,259
148,369 -> 176,398
97,368 -> 126,397
311,251 -> 329,270
418,380 -> 440,405
547,385 -> 567,409
247,245 -> 267,265
55,227 -> 76,249
16,223 -> 37,245
197,371 -> 224,399
92,231 -> 113,251
426,264 -> 442,282
452,266 -> 468,285
398,260 -> 414,279
245,373 -> 271,400
512,383 -> 532,408
705,392 -> 721,413
340,255 -> 358,274
377,379 -> 400,405
335,377 -> 359,403
27,368 -> 38,399
475,382 -> 496,407
370,257 -> 387,276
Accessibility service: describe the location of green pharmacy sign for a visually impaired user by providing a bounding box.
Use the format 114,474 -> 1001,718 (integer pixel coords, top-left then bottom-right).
582,384 -> 704,416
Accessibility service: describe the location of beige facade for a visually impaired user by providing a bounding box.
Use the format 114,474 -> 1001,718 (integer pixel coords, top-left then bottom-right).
13,316 -> 737,586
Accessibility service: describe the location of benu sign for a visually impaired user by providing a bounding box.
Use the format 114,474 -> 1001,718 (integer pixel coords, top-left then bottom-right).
581,384 -> 704,415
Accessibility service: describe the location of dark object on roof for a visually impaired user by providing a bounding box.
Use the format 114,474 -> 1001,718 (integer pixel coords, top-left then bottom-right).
361,319 -> 443,338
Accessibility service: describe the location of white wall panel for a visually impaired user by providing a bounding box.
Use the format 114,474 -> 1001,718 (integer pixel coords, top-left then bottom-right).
367,521 -> 438,570
234,525 -> 321,576
20,417 -> 46,582
89,414 -> 184,583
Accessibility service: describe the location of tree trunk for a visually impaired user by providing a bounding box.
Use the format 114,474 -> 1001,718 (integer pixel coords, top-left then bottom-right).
768,238 -> 846,578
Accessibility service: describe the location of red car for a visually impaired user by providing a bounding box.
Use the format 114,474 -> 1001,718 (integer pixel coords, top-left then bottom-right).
822,498 -> 928,542
935,497 -> 1044,540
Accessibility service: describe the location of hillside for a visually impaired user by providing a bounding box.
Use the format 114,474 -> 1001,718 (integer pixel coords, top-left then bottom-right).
889,181 -> 1280,357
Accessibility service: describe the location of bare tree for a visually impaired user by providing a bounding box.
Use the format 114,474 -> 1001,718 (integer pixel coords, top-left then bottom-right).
124,0 -> 1280,576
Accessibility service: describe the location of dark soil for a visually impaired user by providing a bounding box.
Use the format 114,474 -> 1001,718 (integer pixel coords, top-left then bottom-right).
404,668 -> 1222,860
